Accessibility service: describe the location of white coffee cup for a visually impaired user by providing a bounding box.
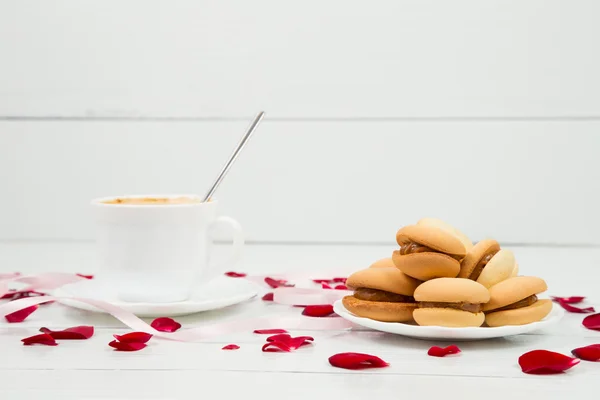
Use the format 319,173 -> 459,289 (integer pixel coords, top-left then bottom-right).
91,194 -> 244,303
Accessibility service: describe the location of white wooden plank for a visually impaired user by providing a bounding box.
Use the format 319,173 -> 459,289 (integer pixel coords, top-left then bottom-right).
1,0 -> 599,118
0,243 -> 598,398
1,326 -> 598,378
0,370 -> 593,400
1,121 -> 599,244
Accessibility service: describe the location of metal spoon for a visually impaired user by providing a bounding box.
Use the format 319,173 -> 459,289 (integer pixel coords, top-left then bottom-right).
202,111 -> 265,202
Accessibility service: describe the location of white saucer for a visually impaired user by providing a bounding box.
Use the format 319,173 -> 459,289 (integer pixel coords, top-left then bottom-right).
52,276 -> 258,317
333,300 -> 564,341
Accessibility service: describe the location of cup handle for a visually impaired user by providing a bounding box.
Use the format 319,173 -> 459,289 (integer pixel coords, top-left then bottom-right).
207,216 -> 245,279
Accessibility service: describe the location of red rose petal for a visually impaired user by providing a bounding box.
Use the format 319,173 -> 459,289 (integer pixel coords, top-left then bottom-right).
262,293 -> 274,301
262,336 -> 313,352
253,329 -> 288,334
334,284 -> 348,290
113,332 -> 153,344
572,344 -> 600,361
287,336 -> 314,349
302,304 -> 335,317
76,274 -> 94,279
428,345 -> 461,357
5,305 -> 38,323
557,300 -> 595,314
583,313 -> 600,331
265,334 -> 314,349
518,350 -> 580,374
262,341 -> 294,352
266,333 -> 292,342
321,283 -> 333,289
332,277 -> 347,283
39,326 -> 94,340
328,352 -> 389,370
108,340 -> 147,351
552,296 -> 585,304
222,344 -> 240,350
8,290 -> 53,306
313,279 -> 332,284
224,271 -> 247,278
150,317 -> 182,333
0,290 -> 17,300
21,333 -> 58,346
264,277 -> 294,289
1,290 -> 46,300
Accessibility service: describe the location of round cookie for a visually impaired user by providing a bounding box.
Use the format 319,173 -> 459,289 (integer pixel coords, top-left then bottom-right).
346,267 -> 420,295
369,257 -> 395,269
412,278 -> 490,327
458,239 -> 501,278
483,276 -> 552,327
476,249 -> 516,288
343,267 -> 420,323
411,308 -> 485,328
392,251 -> 460,281
511,263 -> 519,277
393,224 -> 465,281
459,239 -> 515,288
485,300 -> 552,327
342,296 -> 416,323
417,217 -> 474,251
395,224 -> 467,257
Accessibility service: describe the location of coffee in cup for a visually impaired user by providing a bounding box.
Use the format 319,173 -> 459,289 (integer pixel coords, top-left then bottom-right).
101,196 -> 201,205
92,194 -> 244,303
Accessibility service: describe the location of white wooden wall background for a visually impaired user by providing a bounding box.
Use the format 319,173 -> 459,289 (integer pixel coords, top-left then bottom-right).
1,0 -> 599,245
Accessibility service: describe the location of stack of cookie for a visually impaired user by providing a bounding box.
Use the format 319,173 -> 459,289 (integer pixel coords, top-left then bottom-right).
342,218 -> 552,328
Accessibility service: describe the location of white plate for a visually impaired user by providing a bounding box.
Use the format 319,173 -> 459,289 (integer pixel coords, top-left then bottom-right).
52,276 -> 258,317
333,300 -> 564,341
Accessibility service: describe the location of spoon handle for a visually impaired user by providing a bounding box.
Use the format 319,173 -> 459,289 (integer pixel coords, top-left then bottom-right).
202,111 -> 265,202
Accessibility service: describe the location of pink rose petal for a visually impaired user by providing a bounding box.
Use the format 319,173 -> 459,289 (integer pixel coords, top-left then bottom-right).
332,277 -> 347,283
334,284 -> 348,290
329,352 -> 389,370
222,344 -> 240,350
113,332 -> 153,344
0,272 -> 21,279
150,317 -> 182,333
572,344 -> 600,361
21,333 -> 58,346
313,279 -> 332,284
5,305 -> 38,323
428,345 -> 461,357
108,340 -> 147,351
76,274 -> 94,279
518,350 -> 580,374
321,283 -> 333,289
583,313 -> 600,331
39,326 -> 94,340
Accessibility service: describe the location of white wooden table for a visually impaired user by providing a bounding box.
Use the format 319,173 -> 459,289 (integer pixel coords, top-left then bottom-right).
1,242 -> 599,399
